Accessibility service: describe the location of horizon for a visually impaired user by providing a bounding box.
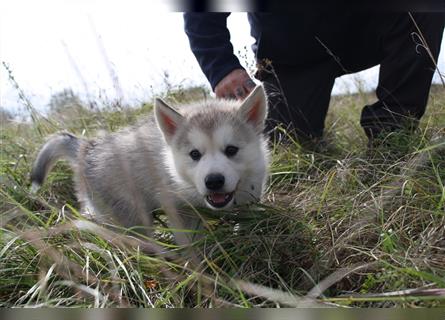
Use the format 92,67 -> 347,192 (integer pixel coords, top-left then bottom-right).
1,0 -> 444,116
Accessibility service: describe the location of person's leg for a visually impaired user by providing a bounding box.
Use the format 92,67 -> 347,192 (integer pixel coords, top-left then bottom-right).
255,60 -> 338,144
360,12 -> 445,141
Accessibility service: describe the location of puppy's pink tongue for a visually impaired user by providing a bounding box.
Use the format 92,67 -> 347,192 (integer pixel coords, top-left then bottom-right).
210,193 -> 226,204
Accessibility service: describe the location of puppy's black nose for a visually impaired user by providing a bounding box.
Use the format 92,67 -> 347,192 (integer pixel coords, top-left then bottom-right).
205,173 -> 225,191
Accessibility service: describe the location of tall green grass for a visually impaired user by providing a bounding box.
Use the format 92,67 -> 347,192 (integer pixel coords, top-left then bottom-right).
1,84 -> 444,307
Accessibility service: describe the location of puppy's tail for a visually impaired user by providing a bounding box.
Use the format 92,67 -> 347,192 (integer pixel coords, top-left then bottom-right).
30,132 -> 82,193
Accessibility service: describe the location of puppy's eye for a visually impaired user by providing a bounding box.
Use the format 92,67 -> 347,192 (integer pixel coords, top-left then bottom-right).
225,145 -> 239,157
189,149 -> 201,161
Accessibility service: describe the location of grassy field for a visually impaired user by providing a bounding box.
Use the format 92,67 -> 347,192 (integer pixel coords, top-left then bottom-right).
1,84 -> 444,307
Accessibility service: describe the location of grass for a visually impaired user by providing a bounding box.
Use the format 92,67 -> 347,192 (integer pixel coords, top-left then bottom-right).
1,84 -> 444,307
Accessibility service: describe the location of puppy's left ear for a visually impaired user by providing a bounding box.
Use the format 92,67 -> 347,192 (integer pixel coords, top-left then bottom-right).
237,85 -> 268,133
154,98 -> 184,144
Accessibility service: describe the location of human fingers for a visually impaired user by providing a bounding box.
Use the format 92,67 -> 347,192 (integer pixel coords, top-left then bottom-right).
215,69 -> 250,99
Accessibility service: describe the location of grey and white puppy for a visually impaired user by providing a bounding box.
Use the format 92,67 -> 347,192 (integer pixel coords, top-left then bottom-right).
31,85 -> 269,228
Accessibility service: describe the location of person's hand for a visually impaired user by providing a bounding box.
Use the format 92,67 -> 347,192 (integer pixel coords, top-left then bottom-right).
214,68 -> 257,100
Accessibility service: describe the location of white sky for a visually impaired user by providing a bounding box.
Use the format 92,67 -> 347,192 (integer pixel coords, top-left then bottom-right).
1,0 -> 444,115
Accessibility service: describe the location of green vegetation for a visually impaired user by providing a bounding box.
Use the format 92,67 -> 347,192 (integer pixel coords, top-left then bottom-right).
1,84 -> 444,307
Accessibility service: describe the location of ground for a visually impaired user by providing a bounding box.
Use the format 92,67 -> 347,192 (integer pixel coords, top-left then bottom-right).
0,84 -> 444,307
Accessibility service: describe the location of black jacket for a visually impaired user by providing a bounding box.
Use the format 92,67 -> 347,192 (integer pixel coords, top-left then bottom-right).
183,12 -> 356,90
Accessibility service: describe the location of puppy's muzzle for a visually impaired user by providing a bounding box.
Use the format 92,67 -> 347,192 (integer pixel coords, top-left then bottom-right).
204,173 -> 234,208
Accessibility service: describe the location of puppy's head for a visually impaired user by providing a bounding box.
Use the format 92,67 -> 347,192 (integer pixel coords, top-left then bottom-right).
155,85 -> 269,210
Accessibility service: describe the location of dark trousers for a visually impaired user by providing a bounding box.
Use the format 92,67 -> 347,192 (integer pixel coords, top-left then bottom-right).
255,13 -> 445,142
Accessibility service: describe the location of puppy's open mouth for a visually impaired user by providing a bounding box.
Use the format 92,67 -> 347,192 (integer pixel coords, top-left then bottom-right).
205,192 -> 234,209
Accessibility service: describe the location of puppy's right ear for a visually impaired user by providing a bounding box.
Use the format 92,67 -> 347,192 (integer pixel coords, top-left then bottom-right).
237,85 -> 268,134
154,98 -> 184,144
